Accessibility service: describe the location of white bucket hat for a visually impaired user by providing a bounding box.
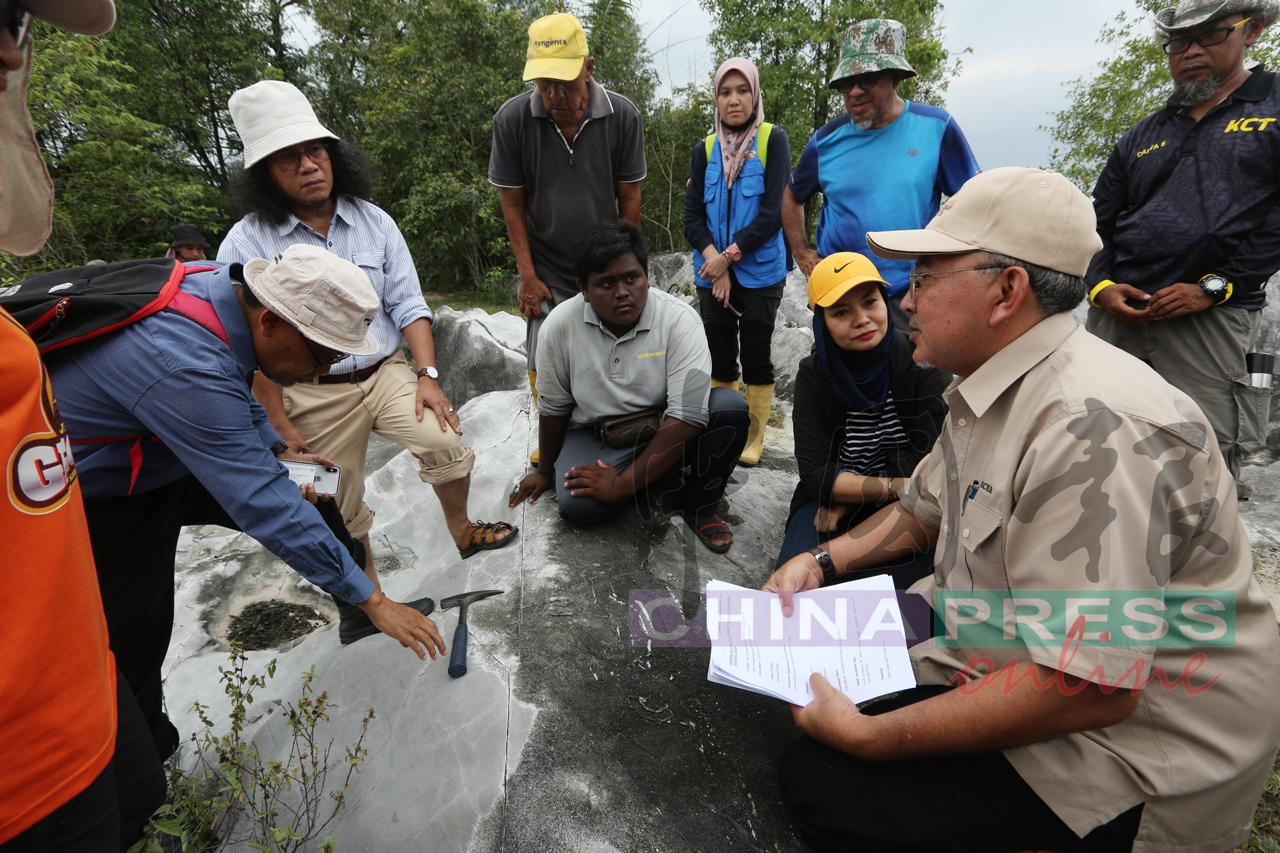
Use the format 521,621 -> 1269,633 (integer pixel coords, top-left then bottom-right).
242,245 -> 380,356
228,81 -> 337,169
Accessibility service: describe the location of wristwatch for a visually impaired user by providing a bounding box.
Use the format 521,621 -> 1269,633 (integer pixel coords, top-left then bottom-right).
806,546 -> 837,585
416,365 -> 439,380
269,440 -> 289,457
1198,274 -> 1231,304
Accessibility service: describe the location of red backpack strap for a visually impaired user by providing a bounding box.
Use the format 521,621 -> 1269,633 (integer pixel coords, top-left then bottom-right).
166,289 -> 230,347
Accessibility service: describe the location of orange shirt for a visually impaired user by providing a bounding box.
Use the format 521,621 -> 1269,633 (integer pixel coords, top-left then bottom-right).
0,307 -> 116,843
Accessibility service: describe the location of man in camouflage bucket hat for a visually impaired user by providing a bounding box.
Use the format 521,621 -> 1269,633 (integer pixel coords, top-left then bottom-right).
782,18 -> 980,328
1086,0 -> 1279,485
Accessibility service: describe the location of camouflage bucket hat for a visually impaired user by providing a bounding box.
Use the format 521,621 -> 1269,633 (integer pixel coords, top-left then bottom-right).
1155,0 -> 1279,31
828,18 -> 917,89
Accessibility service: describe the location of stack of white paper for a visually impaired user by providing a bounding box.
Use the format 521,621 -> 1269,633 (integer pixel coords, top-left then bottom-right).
705,576 -> 916,706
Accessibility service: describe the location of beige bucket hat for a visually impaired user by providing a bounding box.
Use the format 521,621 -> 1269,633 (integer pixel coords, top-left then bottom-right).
1156,0 -> 1279,31
242,245 -> 380,356
866,168 -> 1103,278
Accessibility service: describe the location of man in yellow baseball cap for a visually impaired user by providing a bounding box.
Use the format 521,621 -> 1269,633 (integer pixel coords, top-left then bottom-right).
491,12 -> 646,465
521,12 -> 589,81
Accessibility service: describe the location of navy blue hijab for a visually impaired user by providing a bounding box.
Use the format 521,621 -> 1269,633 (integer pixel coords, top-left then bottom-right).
812,283 -> 896,412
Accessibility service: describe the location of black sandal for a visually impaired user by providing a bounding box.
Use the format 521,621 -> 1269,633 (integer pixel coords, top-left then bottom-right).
687,513 -> 732,554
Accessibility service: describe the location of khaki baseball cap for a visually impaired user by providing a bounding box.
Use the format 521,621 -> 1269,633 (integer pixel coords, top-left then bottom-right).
242,245 -> 380,356
807,253 -> 889,309
865,167 -> 1103,278
523,13 -> 589,81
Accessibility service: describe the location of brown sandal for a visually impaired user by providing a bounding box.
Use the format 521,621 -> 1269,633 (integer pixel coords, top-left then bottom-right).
457,521 -> 518,559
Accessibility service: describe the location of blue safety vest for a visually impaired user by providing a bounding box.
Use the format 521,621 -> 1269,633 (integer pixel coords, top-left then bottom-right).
693,125 -> 787,288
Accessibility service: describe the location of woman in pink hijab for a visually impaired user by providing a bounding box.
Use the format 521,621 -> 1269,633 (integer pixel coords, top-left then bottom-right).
683,56 -> 791,467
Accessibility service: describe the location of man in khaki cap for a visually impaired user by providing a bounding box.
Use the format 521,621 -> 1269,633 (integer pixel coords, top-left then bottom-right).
1087,0 -> 1280,487
764,167 -> 1280,852
489,12 -> 646,462
44,245 -> 448,772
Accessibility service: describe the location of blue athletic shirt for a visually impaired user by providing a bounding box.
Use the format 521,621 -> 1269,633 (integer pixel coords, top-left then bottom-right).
790,102 -> 980,296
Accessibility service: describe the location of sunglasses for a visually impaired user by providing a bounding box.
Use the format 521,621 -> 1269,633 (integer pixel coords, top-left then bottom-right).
833,70 -> 890,94
1162,16 -> 1253,55
3,1 -> 33,51
907,263 -> 1007,300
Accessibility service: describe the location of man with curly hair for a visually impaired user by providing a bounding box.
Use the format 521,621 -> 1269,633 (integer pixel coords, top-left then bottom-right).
219,81 -> 517,598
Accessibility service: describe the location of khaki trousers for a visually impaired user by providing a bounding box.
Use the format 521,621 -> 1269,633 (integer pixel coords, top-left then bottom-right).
1085,304 -> 1268,479
282,350 -> 474,538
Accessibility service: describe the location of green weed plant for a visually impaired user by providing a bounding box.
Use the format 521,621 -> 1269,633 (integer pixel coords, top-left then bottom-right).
129,644 -> 374,853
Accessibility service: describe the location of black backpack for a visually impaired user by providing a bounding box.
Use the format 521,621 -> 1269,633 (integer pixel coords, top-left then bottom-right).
0,258 -> 228,353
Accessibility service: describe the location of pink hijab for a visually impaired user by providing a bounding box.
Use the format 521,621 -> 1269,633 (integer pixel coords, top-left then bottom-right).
713,57 -> 764,190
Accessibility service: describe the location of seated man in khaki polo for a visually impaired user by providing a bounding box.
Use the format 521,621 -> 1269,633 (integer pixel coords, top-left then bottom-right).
218,80 -> 516,596
764,168 -> 1280,852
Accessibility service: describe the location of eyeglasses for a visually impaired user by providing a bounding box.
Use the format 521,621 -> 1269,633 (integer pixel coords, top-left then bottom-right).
267,142 -> 330,172
300,333 -> 346,368
834,71 -> 889,94
1162,16 -> 1253,55
908,263 -> 1007,300
3,1 -> 33,51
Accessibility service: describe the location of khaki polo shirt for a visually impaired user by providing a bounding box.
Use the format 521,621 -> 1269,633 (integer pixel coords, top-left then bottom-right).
535,287 -> 712,429
900,312 -> 1280,853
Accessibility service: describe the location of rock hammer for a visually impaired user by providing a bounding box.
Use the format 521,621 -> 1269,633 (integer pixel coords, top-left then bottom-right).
440,589 -> 503,678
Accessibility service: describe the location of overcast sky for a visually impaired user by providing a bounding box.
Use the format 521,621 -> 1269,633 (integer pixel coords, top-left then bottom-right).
639,0 -> 1145,169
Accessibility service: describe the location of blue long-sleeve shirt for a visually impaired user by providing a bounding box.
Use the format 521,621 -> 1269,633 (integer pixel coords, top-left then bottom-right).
44,262 -> 375,604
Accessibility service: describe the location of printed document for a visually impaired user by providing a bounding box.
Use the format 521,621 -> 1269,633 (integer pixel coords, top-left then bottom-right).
705,576 -> 916,705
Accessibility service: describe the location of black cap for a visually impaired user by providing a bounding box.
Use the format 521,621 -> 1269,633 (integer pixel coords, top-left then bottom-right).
169,223 -> 208,247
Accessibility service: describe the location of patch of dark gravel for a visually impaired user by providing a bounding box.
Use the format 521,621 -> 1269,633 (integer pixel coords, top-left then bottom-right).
227,600 -> 329,650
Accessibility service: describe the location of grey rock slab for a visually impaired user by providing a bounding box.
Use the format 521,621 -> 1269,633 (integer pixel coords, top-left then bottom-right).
164,387 -> 809,852
649,252 -> 695,296
430,307 -> 528,409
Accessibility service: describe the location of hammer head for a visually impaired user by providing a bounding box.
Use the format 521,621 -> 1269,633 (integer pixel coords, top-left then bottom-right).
441,589 -> 503,618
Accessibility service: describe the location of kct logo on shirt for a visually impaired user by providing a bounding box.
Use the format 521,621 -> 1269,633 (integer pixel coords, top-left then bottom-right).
7,371 -> 77,515
1224,117 -> 1278,133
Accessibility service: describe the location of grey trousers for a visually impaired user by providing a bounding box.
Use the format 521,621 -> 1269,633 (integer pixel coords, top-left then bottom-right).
1085,304 -> 1268,479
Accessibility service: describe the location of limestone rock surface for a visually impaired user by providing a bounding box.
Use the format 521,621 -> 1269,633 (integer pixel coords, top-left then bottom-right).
165,388 -> 809,852
429,307 -> 527,407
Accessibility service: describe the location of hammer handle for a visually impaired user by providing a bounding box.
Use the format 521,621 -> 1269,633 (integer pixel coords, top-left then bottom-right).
448,622 -> 468,678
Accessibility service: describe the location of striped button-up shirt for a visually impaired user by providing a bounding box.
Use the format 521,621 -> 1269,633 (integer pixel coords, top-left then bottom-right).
218,197 -> 433,374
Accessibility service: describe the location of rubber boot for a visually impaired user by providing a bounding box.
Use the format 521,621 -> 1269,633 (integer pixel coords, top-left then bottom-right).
711,377 -> 739,390
738,383 -> 774,466
528,371 -> 540,465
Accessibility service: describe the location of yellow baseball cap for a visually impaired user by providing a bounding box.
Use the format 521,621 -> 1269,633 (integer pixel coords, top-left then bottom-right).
523,13 -> 589,82
807,253 -> 889,310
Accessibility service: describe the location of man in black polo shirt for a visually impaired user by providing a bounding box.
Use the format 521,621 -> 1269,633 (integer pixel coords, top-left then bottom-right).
1086,0 -> 1279,481
488,12 -> 646,463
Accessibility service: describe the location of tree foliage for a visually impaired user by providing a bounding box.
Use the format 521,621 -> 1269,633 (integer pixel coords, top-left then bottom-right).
1047,0 -> 1280,190
8,0 -> 957,284
12,25 -> 218,275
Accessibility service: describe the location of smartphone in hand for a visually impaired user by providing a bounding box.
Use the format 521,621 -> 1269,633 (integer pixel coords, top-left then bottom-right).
281,460 -> 342,495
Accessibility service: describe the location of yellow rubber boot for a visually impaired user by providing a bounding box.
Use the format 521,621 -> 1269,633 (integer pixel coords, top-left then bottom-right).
711,377 -> 739,390
738,384 -> 774,466
528,371 -> 540,465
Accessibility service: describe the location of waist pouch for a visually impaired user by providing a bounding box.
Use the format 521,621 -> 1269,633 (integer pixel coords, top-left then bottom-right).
592,408 -> 664,449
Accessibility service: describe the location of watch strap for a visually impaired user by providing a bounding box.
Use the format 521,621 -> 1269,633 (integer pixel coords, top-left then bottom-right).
807,546 -> 837,585
269,440 -> 289,457
1198,273 -> 1233,305
1088,280 -> 1117,307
